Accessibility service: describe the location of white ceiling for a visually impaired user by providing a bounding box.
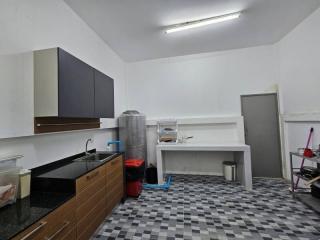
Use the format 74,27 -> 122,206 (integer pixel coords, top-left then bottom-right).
65,0 -> 320,62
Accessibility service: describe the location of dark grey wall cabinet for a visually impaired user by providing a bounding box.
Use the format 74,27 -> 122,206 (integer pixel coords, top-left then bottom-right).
58,48 -> 95,118
94,69 -> 114,118
34,47 -> 115,119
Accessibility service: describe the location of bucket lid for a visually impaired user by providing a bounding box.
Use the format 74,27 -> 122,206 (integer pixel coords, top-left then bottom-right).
123,110 -> 140,114
125,159 -> 144,167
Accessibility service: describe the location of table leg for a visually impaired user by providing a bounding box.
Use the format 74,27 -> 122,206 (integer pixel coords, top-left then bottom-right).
289,153 -> 295,193
156,148 -> 164,184
235,150 -> 252,190
243,150 -> 253,190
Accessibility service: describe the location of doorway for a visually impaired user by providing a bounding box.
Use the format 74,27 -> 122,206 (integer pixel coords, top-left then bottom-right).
241,93 -> 282,178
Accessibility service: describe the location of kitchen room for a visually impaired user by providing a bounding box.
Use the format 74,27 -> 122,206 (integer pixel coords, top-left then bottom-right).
1,1 -> 320,240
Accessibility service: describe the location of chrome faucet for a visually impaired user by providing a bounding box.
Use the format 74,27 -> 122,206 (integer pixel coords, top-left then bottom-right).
85,138 -> 93,155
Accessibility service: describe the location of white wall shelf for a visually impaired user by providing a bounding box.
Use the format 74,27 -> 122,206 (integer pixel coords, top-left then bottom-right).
146,116 -> 243,126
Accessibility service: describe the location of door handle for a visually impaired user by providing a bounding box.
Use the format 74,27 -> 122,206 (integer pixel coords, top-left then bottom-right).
86,171 -> 99,180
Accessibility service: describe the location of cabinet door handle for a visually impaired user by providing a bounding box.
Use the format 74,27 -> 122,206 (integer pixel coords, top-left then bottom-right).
86,171 -> 99,180
20,221 -> 47,240
45,221 -> 70,240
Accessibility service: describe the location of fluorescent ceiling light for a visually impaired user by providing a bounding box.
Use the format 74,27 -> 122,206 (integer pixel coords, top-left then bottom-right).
165,12 -> 241,34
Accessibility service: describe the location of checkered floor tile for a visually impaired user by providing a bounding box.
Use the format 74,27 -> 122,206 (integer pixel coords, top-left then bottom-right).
93,175 -> 320,240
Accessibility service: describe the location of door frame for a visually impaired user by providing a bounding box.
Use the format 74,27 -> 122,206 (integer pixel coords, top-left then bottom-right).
240,92 -> 283,178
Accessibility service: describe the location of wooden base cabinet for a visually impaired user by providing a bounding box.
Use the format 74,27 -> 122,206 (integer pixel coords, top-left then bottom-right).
12,155 -> 124,240
76,164 -> 107,240
106,156 -> 124,216
76,155 -> 124,240
12,197 -> 76,240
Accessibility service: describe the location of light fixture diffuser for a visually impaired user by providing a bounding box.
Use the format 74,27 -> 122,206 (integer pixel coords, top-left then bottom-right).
165,12 -> 241,34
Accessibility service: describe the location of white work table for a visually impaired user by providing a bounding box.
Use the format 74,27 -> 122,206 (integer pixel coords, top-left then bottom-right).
156,143 -> 252,190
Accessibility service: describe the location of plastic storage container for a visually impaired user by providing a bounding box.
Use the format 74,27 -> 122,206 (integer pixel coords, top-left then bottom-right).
0,158 -> 17,169
223,161 -> 236,181
0,155 -> 23,169
0,167 -> 20,208
18,169 -> 31,199
157,120 -> 178,144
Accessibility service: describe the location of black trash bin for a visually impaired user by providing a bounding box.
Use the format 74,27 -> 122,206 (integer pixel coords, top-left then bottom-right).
146,165 -> 158,184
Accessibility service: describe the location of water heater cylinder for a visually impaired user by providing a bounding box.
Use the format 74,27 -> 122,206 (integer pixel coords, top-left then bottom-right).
118,110 -> 147,163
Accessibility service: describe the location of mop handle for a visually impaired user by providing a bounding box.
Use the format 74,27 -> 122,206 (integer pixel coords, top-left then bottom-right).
305,127 -> 314,149
299,127 -> 314,169
295,127 -> 314,189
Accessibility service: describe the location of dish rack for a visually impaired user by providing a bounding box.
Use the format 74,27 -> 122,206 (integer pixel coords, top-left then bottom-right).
157,120 -> 178,144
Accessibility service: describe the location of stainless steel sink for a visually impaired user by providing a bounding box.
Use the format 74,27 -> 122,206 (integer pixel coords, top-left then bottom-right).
74,152 -> 117,162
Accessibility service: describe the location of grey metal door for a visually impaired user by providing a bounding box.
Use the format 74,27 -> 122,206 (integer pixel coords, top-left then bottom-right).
241,93 -> 282,178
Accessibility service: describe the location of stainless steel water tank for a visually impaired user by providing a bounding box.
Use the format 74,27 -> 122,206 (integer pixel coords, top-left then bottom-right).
118,110 -> 147,163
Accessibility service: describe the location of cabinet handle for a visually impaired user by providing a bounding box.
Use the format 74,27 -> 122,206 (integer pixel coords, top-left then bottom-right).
20,221 -> 47,240
36,122 -> 102,127
86,171 -> 99,180
45,221 -> 70,240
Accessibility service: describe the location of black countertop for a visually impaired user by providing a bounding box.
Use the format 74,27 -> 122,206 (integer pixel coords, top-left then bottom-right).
32,151 -> 121,180
0,150 -> 122,240
36,157 -> 114,180
0,192 -> 74,240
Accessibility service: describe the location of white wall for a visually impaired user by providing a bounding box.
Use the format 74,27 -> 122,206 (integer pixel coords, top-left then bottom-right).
125,45 -> 279,173
0,129 -> 117,169
277,8 -> 320,179
278,7 -> 320,115
0,52 -> 33,138
125,8 -> 320,178
125,45 -> 279,118
0,0 -> 126,168
0,0 -> 126,138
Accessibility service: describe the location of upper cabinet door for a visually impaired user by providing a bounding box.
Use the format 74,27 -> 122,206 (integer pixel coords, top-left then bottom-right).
94,69 -> 114,118
58,48 -> 95,118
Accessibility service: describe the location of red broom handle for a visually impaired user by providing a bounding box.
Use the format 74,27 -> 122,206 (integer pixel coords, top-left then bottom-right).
299,127 -> 314,169
295,127 -> 314,189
